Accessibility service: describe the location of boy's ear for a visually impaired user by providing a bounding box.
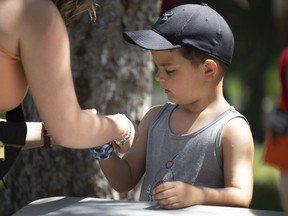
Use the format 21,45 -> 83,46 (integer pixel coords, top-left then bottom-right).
203,59 -> 218,80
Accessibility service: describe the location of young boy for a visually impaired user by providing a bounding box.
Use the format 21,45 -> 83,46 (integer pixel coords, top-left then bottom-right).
92,3 -> 254,209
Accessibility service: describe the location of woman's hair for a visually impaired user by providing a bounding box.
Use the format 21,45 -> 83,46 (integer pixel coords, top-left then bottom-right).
52,0 -> 97,25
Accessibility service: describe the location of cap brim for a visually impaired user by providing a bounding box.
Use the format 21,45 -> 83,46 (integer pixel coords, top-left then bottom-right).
123,30 -> 180,50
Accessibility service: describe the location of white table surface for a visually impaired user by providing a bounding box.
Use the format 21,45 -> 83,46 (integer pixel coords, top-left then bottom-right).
13,196 -> 285,216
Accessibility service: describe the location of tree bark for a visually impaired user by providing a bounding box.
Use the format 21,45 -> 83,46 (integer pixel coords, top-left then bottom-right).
0,0 -> 161,215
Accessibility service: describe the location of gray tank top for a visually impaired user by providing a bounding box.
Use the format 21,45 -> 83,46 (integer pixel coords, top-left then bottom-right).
139,103 -> 247,201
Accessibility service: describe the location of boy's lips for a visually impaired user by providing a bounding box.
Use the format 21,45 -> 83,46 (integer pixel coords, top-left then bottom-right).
160,86 -> 170,93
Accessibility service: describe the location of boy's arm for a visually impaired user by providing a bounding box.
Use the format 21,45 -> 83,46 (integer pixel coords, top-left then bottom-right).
220,117 -> 254,206
153,117 -> 254,209
99,105 -> 163,193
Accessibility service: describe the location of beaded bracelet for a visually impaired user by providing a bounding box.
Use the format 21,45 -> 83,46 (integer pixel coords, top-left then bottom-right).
88,142 -> 114,160
114,114 -> 132,146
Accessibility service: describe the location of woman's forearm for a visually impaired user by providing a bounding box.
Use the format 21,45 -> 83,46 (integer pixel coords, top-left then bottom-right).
45,110 -> 131,149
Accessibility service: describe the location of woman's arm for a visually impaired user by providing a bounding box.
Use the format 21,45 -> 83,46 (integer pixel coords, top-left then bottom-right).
18,0 -> 132,149
0,118 -> 48,149
23,122 -> 58,150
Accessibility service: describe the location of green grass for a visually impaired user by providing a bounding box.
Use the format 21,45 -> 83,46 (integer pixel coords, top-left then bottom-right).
250,144 -> 282,211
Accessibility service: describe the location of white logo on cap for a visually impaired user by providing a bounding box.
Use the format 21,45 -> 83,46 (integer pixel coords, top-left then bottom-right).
160,11 -> 173,23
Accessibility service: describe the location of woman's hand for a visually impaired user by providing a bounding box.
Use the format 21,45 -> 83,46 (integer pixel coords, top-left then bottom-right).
84,109 -> 137,153
112,114 -> 137,154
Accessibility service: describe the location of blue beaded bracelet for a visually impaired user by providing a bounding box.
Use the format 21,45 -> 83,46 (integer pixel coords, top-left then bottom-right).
89,142 -> 114,160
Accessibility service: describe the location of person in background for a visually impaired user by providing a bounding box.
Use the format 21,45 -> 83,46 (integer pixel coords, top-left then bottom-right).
161,0 -> 181,13
0,0 -> 135,181
95,4 -> 254,209
264,0 -> 288,213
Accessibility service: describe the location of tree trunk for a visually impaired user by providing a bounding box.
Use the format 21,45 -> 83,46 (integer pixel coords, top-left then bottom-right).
1,1 -> 161,215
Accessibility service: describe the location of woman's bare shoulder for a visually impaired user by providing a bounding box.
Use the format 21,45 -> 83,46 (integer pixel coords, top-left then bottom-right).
20,0 -> 63,31
0,0 -> 58,24
0,0 -> 62,54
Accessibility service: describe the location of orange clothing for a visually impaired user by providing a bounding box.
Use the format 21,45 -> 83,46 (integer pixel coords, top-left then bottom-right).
0,47 -> 27,112
264,48 -> 288,172
0,47 -> 21,61
264,132 -> 288,172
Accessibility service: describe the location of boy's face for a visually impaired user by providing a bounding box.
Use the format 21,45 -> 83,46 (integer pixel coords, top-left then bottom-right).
151,49 -> 206,105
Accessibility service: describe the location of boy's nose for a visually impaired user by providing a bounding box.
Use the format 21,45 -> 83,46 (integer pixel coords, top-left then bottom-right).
155,71 -> 164,82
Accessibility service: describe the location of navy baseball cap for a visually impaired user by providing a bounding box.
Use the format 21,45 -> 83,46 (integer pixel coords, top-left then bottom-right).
123,3 -> 234,65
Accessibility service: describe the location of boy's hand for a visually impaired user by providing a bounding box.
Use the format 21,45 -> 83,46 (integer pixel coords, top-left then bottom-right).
152,181 -> 201,209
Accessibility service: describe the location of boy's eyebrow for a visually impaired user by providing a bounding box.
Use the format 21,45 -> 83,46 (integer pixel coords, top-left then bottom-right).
156,63 -> 174,67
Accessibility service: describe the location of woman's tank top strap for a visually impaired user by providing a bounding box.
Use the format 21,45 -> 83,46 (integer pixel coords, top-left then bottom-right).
0,47 -> 21,61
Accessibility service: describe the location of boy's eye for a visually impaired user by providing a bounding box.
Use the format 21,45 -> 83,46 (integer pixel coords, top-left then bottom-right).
165,70 -> 175,75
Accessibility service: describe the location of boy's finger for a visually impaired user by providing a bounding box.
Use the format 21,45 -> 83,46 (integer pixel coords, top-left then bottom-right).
153,182 -> 175,197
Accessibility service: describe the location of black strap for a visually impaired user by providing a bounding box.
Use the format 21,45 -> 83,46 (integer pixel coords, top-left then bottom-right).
0,104 -> 27,180
6,104 -> 25,122
0,122 -> 27,145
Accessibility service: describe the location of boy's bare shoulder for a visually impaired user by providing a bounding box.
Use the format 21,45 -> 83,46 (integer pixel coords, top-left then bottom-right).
139,104 -> 164,128
221,117 -> 254,151
144,105 -> 164,118
224,116 -> 251,133
146,104 -> 164,115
